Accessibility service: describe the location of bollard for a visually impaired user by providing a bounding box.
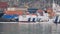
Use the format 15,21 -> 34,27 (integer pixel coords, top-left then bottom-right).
28,18 -> 31,22
54,16 -> 59,24
32,18 -> 35,22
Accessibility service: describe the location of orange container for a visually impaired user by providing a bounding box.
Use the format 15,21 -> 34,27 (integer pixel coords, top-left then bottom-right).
4,10 -> 23,15
47,8 -> 55,18
37,9 -> 43,16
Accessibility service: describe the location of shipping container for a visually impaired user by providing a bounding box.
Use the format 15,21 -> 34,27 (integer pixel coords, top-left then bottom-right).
0,2 -> 8,8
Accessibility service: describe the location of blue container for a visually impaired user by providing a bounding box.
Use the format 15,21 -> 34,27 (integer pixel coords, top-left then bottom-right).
2,15 -> 18,19
28,8 -> 38,14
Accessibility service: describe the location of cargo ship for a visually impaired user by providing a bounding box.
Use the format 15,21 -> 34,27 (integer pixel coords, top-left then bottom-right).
2,7 -> 50,22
